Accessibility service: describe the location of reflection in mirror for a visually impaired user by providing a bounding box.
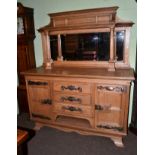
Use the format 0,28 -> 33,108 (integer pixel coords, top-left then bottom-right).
116,31 -> 125,61
50,35 -> 58,60
61,33 -> 110,61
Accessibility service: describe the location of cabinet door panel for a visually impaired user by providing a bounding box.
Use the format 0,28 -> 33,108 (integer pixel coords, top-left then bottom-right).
95,84 -> 126,131
27,84 -> 52,123
97,91 -> 123,108
28,87 -> 50,102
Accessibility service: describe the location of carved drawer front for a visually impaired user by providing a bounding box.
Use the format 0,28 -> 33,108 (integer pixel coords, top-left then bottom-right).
54,93 -> 91,105
52,103 -> 93,118
53,81 -> 91,94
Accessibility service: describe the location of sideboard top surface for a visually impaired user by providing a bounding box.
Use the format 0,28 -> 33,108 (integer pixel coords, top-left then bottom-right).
23,66 -> 134,81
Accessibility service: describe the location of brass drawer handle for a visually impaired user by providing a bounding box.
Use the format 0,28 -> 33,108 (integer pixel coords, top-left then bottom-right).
32,113 -> 51,120
95,104 -> 111,111
96,124 -> 123,131
28,80 -> 48,86
61,85 -> 82,92
61,96 -> 81,103
62,106 -> 82,112
97,86 -> 125,92
41,99 -> 52,105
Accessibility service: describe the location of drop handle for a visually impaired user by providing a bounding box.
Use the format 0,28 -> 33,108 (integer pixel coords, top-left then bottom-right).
97,86 -> 125,92
97,86 -> 114,91
96,124 -> 123,131
95,104 -> 111,111
105,86 -> 114,91
61,85 -> 82,92
28,80 -> 48,86
41,99 -> 52,105
62,106 -> 82,112
61,96 -> 81,103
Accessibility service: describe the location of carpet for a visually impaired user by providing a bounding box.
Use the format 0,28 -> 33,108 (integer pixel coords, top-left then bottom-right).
28,126 -> 136,155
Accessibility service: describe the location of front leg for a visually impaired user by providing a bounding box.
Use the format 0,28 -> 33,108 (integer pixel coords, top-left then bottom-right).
111,137 -> 124,147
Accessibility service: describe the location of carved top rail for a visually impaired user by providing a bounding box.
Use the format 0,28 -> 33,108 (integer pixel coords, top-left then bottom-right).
39,7 -> 119,32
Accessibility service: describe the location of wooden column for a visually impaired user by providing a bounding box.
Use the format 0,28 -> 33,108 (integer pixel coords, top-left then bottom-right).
41,31 -> 53,69
108,27 -> 116,71
110,27 -> 114,61
57,34 -> 63,61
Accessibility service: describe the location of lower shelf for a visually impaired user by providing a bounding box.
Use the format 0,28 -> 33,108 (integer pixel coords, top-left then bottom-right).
33,115 -> 126,147
55,115 -> 92,129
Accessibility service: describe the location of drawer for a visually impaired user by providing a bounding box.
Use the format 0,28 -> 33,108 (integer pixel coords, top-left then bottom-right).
54,93 -> 91,105
53,81 -> 91,94
53,103 -> 93,117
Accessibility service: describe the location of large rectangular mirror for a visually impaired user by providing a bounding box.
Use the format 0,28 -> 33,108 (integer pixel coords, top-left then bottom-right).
49,31 -> 125,62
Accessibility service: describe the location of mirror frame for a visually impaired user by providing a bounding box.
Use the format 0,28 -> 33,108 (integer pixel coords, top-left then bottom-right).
38,7 -> 133,71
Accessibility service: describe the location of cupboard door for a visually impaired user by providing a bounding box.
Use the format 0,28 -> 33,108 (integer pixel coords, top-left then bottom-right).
27,80 -> 52,123
95,84 -> 127,132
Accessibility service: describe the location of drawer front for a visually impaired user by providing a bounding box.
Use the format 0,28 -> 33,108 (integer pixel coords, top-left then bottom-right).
54,93 -> 91,105
53,103 -> 93,117
53,81 -> 91,94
